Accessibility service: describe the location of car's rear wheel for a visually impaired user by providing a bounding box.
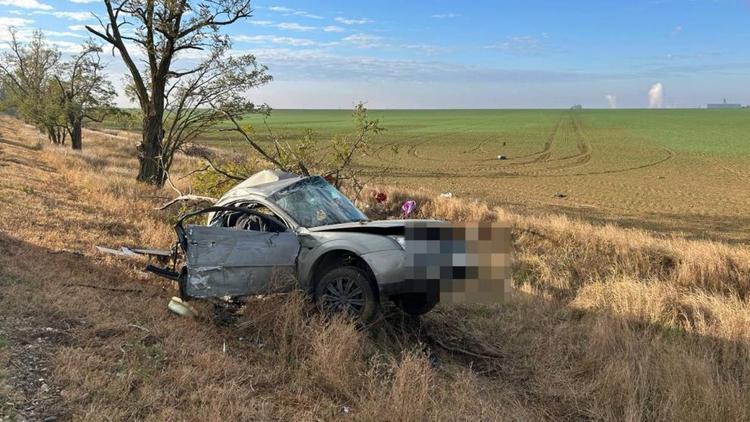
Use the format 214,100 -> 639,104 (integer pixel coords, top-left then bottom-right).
315,266 -> 380,324
393,291 -> 439,316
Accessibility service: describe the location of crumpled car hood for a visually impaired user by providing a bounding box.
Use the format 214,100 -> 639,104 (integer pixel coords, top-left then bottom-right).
307,219 -> 440,235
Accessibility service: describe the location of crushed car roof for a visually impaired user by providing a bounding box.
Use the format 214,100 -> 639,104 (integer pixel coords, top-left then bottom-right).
217,169 -> 305,202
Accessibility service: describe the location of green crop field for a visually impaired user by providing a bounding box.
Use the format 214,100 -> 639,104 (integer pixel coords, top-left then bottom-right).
184,109 -> 750,241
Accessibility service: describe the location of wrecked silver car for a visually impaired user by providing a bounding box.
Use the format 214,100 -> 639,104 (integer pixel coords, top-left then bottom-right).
146,170 -> 440,322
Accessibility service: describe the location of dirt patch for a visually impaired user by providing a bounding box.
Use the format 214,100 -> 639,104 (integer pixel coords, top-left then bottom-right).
0,314 -> 75,421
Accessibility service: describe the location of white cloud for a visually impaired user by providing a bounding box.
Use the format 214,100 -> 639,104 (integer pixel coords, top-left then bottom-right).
431,13 -> 460,19
401,44 -> 450,54
323,25 -> 344,33
605,94 -> 617,109
0,0 -> 52,10
70,0 -> 99,3
49,39 -> 82,53
234,34 -> 320,47
0,17 -> 34,44
276,22 -> 316,31
46,30 -> 85,38
33,11 -> 92,21
68,24 -> 92,31
485,36 -> 543,54
267,6 -> 322,20
244,47 -> 615,87
343,33 -> 382,48
648,82 -> 664,108
335,17 -> 373,25
0,17 -> 33,27
251,20 -> 342,33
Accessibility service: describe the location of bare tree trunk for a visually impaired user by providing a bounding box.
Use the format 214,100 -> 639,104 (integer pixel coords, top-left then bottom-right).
47,126 -> 60,144
70,115 -> 82,150
137,112 -> 165,186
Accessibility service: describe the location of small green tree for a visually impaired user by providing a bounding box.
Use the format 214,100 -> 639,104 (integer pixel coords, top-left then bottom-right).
185,103 -> 385,206
223,103 -> 382,189
38,82 -> 69,144
0,81 -> 7,112
0,29 -> 64,143
54,42 -> 116,150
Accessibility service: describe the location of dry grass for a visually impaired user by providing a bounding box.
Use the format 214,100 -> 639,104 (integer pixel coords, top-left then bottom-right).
0,115 -> 748,421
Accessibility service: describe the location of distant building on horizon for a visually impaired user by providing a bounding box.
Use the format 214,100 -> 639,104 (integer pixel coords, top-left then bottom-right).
707,99 -> 742,109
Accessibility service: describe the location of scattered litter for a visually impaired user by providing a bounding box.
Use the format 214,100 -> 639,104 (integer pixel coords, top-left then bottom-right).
439,192 -> 453,198
657,176 -> 665,179
496,155 -> 507,160
96,245 -> 171,258
222,341 -> 227,354
554,192 -> 568,198
374,192 -> 387,203
167,296 -> 197,318
342,406 -> 351,414
96,246 -> 137,257
401,200 -> 416,218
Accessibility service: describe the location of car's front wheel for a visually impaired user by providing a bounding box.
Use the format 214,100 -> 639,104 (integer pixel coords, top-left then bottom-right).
315,266 -> 380,324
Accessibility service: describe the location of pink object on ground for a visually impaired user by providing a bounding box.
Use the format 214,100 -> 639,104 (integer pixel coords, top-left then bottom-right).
401,200 -> 416,218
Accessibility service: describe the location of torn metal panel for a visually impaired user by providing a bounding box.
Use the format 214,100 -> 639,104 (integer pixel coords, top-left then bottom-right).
96,246 -> 171,258
184,225 -> 299,298
96,246 -> 137,256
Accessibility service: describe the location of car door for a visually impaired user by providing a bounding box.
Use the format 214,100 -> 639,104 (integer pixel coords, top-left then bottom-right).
181,209 -> 300,299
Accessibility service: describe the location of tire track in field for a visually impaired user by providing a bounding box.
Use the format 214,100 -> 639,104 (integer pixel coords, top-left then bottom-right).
539,113 -> 593,170
373,115 -> 674,179
509,117 -> 564,161
466,113 -> 592,174
530,113 -> 591,166
409,113 -> 566,164
719,165 -> 750,183
461,139 -> 488,154
394,115 -> 565,165
367,112 -> 673,180
409,130 -> 493,162
529,117 -> 563,162
370,146 -> 675,179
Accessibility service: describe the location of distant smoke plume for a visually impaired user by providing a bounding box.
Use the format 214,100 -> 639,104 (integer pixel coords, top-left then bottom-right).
648,83 -> 664,108
605,94 -> 617,109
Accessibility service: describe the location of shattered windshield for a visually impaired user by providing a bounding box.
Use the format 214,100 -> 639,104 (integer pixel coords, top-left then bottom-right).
269,176 -> 368,228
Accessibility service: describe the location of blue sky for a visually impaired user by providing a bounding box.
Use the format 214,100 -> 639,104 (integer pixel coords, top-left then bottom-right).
1,0 -> 749,108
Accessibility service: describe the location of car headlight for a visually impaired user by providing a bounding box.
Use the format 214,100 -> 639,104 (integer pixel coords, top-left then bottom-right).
387,235 -> 406,250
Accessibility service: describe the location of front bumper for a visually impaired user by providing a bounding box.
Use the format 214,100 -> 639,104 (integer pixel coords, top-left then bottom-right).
360,249 -> 438,297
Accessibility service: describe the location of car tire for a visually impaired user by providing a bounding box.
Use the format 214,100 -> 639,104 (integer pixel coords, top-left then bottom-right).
394,292 -> 440,316
315,266 -> 380,324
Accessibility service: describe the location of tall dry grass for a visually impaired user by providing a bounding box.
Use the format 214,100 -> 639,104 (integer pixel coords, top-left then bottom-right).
0,115 -> 748,420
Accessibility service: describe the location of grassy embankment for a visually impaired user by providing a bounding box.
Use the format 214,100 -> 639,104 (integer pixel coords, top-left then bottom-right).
1,115 -> 748,420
